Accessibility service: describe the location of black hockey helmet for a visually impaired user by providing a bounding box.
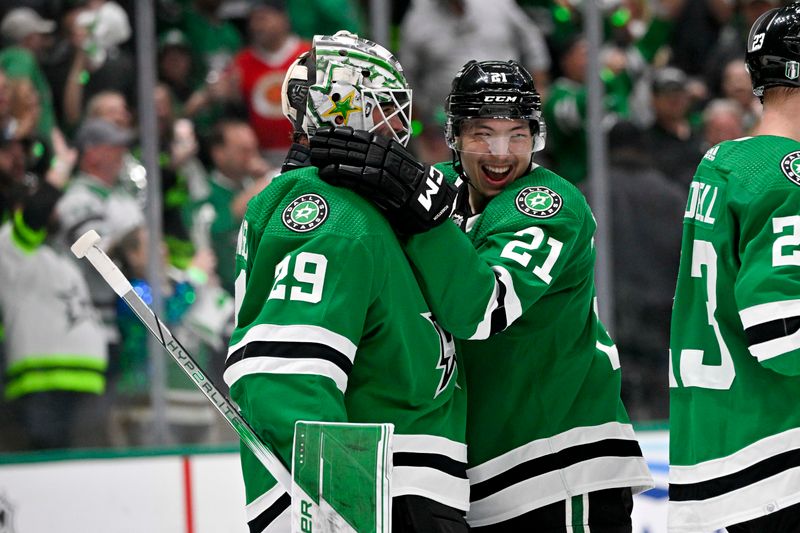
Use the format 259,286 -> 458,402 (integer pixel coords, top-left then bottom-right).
445,60 -> 545,152
745,2 -> 800,98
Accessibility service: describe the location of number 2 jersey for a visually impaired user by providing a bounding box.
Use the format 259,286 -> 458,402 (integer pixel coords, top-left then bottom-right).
669,136 -> 800,532
404,162 -> 653,527
223,166 -> 468,531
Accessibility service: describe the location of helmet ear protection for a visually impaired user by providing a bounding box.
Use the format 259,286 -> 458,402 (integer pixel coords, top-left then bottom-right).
280,31 -> 413,146
281,51 -> 312,136
445,60 -> 546,153
746,4 -> 800,99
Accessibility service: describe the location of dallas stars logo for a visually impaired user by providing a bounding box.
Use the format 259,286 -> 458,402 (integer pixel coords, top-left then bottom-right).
282,194 -> 329,232
321,90 -> 362,124
421,313 -> 457,398
515,186 -> 563,218
781,150 -> 800,187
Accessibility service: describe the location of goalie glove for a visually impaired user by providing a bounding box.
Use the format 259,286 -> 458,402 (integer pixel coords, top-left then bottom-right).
309,126 -> 457,235
280,142 -> 312,173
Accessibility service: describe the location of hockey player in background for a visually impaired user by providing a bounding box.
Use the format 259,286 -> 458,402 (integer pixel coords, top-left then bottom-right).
223,31 -> 470,532
310,59 -> 653,531
667,3 -> 800,532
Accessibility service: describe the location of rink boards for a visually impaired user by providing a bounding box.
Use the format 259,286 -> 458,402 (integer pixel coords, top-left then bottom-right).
0,430 -> 670,532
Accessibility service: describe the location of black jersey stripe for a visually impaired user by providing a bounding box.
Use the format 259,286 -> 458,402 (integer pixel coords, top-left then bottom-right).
488,271 -> 509,336
745,316 -> 800,347
226,341 -> 353,375
470,439 -> 644,502
248,492 -> 290,533
393,451 -> 468,479
669,447 -> 800,502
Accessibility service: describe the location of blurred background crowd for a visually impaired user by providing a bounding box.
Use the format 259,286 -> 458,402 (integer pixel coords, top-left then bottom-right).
0,0 -> 777,453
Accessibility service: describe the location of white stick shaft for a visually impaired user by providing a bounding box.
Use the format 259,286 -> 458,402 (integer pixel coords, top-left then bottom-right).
73,231 -> 291,490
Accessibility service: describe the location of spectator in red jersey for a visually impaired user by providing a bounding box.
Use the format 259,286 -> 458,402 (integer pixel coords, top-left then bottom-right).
229,0 -> 310,164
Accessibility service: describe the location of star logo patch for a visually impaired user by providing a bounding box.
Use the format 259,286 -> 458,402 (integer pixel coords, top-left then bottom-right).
781,150 -> 800,187
515,186 -> 563,218
282,194 -> 329,232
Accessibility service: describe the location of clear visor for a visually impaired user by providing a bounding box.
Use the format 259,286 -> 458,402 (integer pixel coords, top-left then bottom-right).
455,118 -> 536,156
364,88 -> 412,146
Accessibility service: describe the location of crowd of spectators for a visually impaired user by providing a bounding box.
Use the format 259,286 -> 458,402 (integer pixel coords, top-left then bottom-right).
0,0 -> 778,451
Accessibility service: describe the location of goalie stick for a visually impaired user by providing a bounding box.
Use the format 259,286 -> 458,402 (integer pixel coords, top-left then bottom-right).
71,229 -> 291,491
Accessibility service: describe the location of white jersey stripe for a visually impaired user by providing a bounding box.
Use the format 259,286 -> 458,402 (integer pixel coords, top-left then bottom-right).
227,323 -> 357,362
669,426 -> 800,484
469,265 -> 523,340
392,466 -> 470,511
739,299 -> 800,329
393,433 -> 468,463
224,356 -> 348,393
467,422 -> 640,483
467,457 -> 652,527
668,467 -> 800,533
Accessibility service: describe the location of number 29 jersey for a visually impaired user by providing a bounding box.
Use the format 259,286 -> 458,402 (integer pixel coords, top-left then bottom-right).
224,166 -> 468,530
669,136 -> 800,532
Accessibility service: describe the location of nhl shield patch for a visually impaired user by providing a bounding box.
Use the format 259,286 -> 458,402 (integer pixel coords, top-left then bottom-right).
787,61 -> 800,81
515,186 -> 563,218
282,194 -> 329,232
781,151 -> 800,187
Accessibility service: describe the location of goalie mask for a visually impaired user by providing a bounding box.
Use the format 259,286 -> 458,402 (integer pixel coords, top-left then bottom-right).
746,3 -> 800,98
445,60 -> 545,154
281,31 -> 413,146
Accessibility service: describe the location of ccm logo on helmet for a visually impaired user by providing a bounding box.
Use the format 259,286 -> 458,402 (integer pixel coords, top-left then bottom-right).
484,95 -> 518,103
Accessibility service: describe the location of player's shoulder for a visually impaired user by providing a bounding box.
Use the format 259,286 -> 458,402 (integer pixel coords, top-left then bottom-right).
246,166 -> 391,240
487,164 -> 589,230
434,161 -> 461,185
701,136 -> 800,193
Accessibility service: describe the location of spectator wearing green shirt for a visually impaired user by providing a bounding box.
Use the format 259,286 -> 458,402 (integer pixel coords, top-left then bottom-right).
201,119 -> 273,294
0,8 -> 57,141
179,0 -> 244,89
542,1 -> 684,184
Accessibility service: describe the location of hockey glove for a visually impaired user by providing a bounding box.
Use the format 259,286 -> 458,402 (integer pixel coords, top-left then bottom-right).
310,126 -> 457,235
280,142 -> 312,173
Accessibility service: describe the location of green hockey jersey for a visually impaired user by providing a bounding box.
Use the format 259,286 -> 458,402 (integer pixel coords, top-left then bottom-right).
404,162 -> 653,527
668,136 -> 800,532
223,166 -> 468,531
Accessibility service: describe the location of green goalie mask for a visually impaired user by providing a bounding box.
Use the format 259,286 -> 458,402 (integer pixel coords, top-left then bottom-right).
281,31 -> 413,146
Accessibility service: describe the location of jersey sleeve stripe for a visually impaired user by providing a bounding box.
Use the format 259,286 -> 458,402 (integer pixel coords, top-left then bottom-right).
246,486 -> 290,533
747,327 -> 800,361
739,299 -> 800,328
224,356 -> 349,393
669,427 -> 800,484
228,323 -> 357,362
469,266 -> 523,340
226,340 -> 354,375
